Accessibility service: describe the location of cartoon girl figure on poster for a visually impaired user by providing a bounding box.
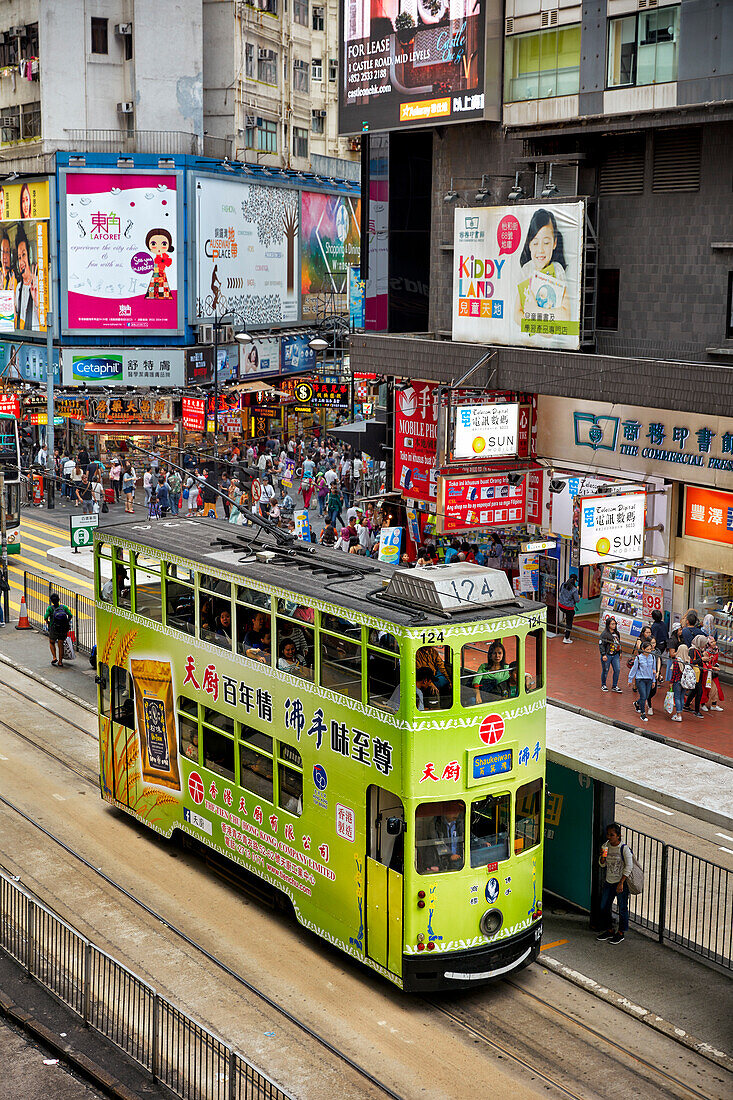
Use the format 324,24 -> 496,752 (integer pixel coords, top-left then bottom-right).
514,209 -> 571,328
144,227 -> 174,299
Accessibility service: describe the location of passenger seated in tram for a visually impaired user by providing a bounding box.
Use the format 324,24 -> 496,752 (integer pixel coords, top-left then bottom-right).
278,619 -> 310,664
278,640 -> 305,677
102,564 -> 128,603
471,641 -> 511,704
242,610 -> 269,651
246,627 -> 271,664
386,667 -> 436,713
415,802 -> 465,874
184,731 -> 199,760
416,645 -> 450,694
215,609 -> 232,645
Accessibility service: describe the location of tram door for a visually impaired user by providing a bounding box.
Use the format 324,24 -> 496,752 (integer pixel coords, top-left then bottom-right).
366,786 -> 404,976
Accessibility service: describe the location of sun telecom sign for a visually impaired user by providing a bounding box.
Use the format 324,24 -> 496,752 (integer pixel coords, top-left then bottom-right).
578,492 -> 646,565
453,402 -> 519,460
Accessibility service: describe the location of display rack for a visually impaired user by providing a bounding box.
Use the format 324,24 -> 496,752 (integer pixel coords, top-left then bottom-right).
598,564 -> 664,646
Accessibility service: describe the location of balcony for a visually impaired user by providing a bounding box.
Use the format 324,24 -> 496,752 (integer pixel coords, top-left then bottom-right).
64,129 -> 233,159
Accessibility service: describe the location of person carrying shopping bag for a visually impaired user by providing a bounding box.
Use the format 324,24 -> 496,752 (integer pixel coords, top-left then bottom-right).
599,617 -> 623,693
627,640 -> 657,722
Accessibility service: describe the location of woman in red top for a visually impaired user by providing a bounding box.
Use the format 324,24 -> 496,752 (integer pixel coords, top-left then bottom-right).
145,227 -> 174,300
701,636 -> 724,712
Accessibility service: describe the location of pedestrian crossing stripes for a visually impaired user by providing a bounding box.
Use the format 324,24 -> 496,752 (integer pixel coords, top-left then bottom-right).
3,517 -> 93,620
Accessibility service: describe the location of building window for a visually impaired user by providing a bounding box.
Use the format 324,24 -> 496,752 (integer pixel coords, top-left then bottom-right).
597,270 -> 620,331
91,16 -> 108,55
313,5 -> 324,30
504,25 -> 581,103
329,58 -> 338,82
245,43 -> 255,78
258,49 -> 278,85
293,58 -> 309,93
261,0 -> 278,14
293,126 -> 308,159
311,109 -> 325,134
607,7 -> 680,89
312,57 -> 323,82
294,0 -> 308,25
726,273 -> 733,340
0,107 -> 20,143
20,104 -> 40,140
250,117 -> 277,154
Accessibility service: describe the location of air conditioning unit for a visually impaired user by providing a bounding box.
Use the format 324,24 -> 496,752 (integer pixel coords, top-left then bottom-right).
245,113 -> 257,127
115,23 -> 132,35
117,101 -> 134,114
199,324 -> 214,344
0,117 -> 18,129
11,26 -> 26,37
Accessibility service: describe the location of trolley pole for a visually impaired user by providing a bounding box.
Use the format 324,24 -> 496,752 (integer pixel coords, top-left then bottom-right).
0,471 -> 9,624
45,310 -> 55,509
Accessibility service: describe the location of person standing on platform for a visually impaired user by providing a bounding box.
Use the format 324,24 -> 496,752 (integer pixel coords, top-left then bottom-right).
598,617 -> 623,693
44,593 -> 72,670
596,823 -> 633,945
557,575 -> 580,643
628,639 -> 656,721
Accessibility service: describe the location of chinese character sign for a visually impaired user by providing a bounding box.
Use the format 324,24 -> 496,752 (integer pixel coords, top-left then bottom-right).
438,472 -> 526,534
578,492 -> 646,565
182,396 -> 206,432
194,177 -> 298,326
684,486 -> 733,547
452,202 -> 584,351
63,171 -> 181,334
453,402 -> 519,460
393,380 -> 439,503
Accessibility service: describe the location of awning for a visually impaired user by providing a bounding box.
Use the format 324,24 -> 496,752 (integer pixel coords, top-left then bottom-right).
230,380 -> 289,396
329,417 -> 387,455
84,423 -> 177,434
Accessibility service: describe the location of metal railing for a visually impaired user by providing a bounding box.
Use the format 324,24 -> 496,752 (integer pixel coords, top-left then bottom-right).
0,869 -> 292,1100
65,128 -> 204,156
621,824 -> 733,970
23,569 -> 96,657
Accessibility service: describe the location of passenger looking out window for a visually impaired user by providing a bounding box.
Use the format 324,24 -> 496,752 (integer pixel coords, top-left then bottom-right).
415,645 -> 452,709
242,610 -> 271,664
385,666 -> 435,713
415,801 -> 465,874
462,637 -> 519,706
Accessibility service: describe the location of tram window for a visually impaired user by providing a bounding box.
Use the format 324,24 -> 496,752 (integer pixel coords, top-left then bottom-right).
321,612 -> 361,640
470,794 -> 510,868
415,646 -> 453,710
276,617 -> 314,680
238,608 -> 272,665
415,801 -> 465,875
280,742 -> 302,767
320,632 -> 362,701
237,585 -> 270,610
132,554 -> 163,624
239,723 -> 273,755
367,646 -> 400,711
240,745 -> 274,802
98,661 -> 110,717
461,637 -> 519,706
525,629 -> 544,693
203,705 -> 234,737
515,779 -> 543,854
179,713 -> 199,761
111,666 -> 135,729
277,599 -> 315,626
177,695 -> 197,718
166,571 -> 195,636
96,545 -> 112,602
203,727 -> 235,781
278,763 -> 303,817
368,628 -> 398,652
200,574 -> 232,597
112,548 -> 131,610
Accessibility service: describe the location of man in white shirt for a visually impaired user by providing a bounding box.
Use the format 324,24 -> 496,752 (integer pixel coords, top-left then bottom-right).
143,467 -> 153,506
257,452 -> 268,473
36,444 -> 48,467
258,478 -> 276,517
62,454 -> 76,499
324,467 -> 338,488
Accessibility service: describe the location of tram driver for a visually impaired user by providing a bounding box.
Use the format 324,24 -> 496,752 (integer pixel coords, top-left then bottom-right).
415,802 -> 465,874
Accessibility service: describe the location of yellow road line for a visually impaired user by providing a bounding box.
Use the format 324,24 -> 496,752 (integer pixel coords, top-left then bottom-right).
18,529 -> 63,549
20,516 -> 65,535
10,556 -> 94,589
540,940 -> 568,952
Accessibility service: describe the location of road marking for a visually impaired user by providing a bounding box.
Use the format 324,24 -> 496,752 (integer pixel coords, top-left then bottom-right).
19,528 -> 62,548
21,517 -> 66,535
716,832 -> 733,843
719,846 -> 733,856
540,940 -> 568,952
625,796 -> 674,816
12,556 -> 94,589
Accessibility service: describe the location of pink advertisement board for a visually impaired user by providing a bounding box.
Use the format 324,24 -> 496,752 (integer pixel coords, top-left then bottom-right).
63,171 -> 181,334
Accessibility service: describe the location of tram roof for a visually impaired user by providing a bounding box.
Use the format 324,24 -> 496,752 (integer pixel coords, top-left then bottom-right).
100,519 -> 544,628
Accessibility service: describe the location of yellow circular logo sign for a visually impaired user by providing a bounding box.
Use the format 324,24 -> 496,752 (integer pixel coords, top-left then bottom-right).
595,536 -> 611,556
472,435 -> 486,454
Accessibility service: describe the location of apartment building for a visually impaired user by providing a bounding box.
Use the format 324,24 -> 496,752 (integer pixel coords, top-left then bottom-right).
204,0 -> 359,169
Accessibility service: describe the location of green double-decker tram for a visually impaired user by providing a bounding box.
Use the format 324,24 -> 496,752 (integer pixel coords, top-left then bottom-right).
94,519 -> 546,991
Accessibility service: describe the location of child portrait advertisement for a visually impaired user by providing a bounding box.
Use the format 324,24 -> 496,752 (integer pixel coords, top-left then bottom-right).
452,201 -> 585,351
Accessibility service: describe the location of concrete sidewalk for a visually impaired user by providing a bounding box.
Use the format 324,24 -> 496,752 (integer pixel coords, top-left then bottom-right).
0,626 -> 98,710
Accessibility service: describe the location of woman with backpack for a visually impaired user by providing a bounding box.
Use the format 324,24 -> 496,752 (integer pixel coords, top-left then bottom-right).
44,592 -> 72,669
668,643 -> 693,722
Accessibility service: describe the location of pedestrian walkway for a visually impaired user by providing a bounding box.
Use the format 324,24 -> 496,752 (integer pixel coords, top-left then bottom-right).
548,632 -> 733,763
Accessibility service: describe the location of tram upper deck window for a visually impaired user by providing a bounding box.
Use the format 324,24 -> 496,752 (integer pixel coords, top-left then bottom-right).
111,548 -> 131,610
320,622 -> 362,701
415,801 -> 465,875
415,646 -> 453,710
461,637 -> 519,706
276,603 -> 314,680
132,553 -> 163,624
525,629 -> 544,693
470,794 -> 510,868
367,631 -> 400,712
165,563 -> 195,635
96,543 -> 112,602
321,611 -> 361,640
237,587 -> 272,664
515,778 -> 543,854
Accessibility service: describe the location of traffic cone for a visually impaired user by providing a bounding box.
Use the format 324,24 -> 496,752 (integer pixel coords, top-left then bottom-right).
16,596 -> 33,630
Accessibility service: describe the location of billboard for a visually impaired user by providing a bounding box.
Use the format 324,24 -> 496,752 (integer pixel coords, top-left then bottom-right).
339,0 -> 492,135
281,334 -> 317,374
578,493 -> 646,566
437,471 -> 526,533
301,191 -> 361,317
394,380 -> 439,503
452,202 -> 585,350
194,176 -> 298,326
185,346 -> 214,385
240,336 -> 281,376
62,171 -> 183,335
62,348 -> 186,388
453,402 -> 519,460
683,486 -> 733,547
0,340 -> 59,384
182,396 -> 206,432
0,179 -> 50,336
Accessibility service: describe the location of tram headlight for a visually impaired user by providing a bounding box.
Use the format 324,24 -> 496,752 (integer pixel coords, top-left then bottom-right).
479,908 -> 503,937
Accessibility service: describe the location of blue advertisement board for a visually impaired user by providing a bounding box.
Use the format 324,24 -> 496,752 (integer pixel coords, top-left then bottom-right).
280,334 -> 316,375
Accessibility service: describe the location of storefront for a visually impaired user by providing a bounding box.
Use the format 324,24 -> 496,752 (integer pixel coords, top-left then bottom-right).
84,394 -> 177,460
674,485 -> 733,673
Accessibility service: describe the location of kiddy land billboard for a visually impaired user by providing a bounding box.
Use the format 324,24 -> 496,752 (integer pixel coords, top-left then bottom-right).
338,0 -> 502,135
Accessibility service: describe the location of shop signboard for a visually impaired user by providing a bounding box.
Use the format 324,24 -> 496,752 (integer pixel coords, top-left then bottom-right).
378,526 -> 402,563
349,265 -> 365,329
0,178 -> 51,336
452,402 -> 519,460
294,509 -> 311,541
338,0 -> 495,135
683,486 -> 733,547
56,399 -> 88,420
437,472 -> 526,533
0,394 -> 20,418
240,337 -> 281,376
281,335 -> 316,375
185,346 -> 214,385
61,170 -> 183,335
301,192 -> 361,318
577,492 -> 646,566
551,474 -> 615,539
537,395 -> 733,492
62,348 -> 186,388
452,202 -> 585,351
193,176 -> 298,326
518,553 -> 539,594
182,396 -> 206,432
637,563 -> 668,578
525,468 -> 544,526
394,380 -> 438,503
282,377 -> 349,409
86,395 -> 174,424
